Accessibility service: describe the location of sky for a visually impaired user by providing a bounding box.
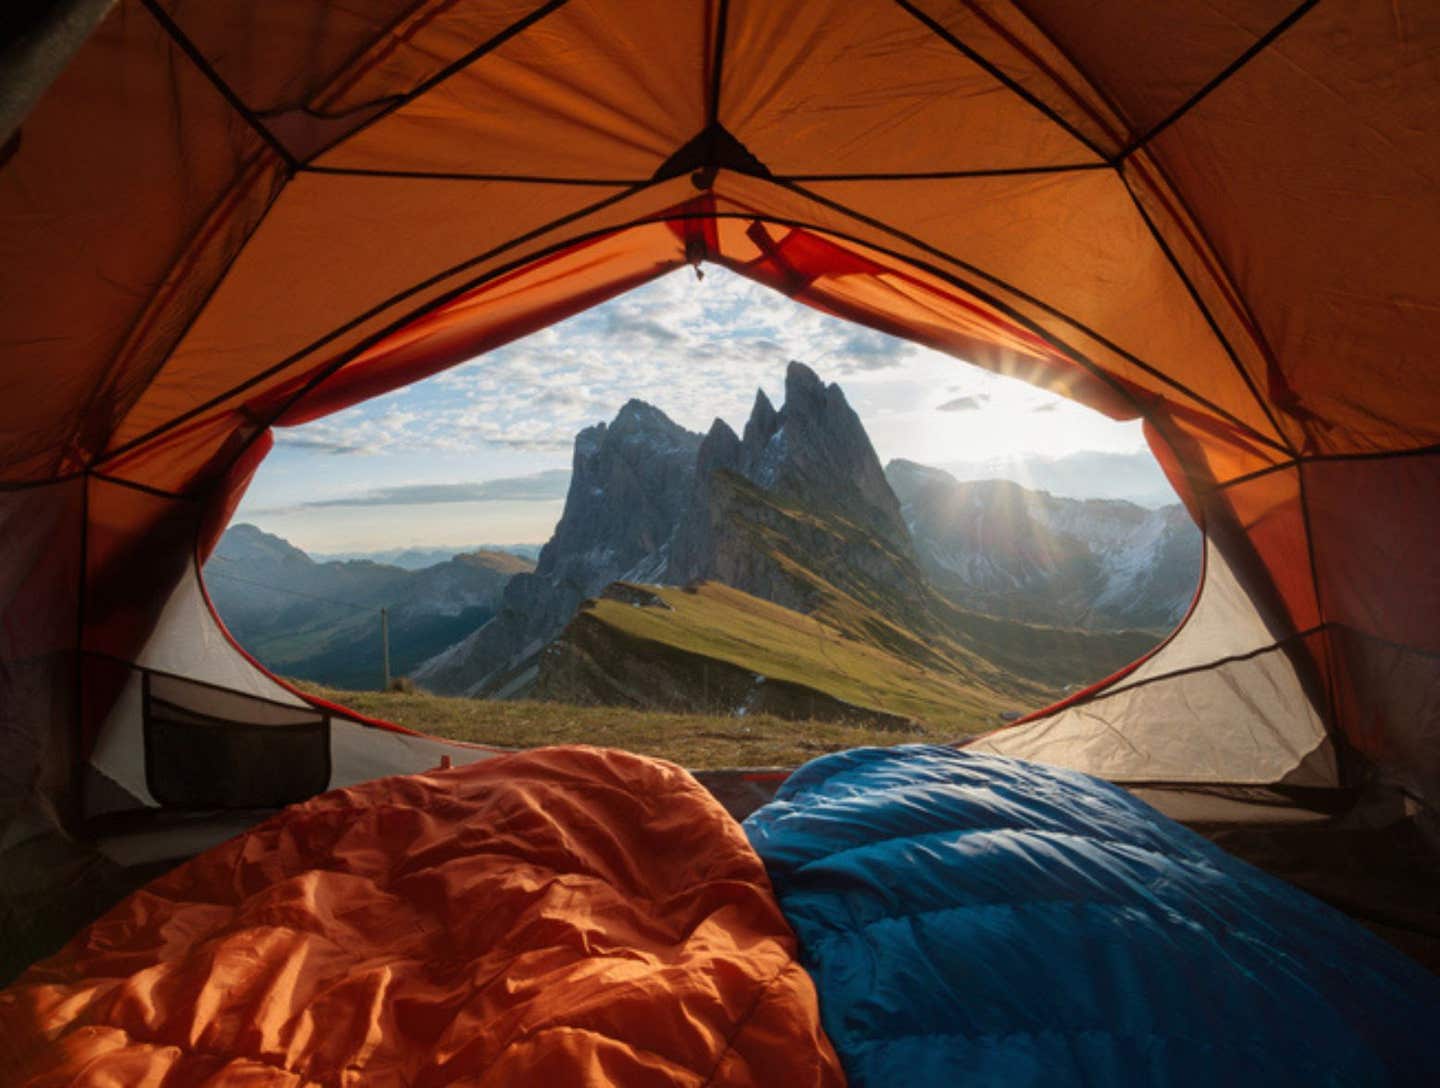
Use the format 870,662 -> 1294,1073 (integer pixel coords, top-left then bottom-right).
236,265 -> 1160,554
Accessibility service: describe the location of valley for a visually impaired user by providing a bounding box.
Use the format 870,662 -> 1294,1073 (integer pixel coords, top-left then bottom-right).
206,527 -> 533,689
211,361 -> 1199,735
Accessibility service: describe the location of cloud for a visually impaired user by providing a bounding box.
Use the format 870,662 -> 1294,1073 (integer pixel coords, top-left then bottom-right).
263,267 -> 1066,470
283,267 -> 908,461
274,433 -> 366,455
602,311 -> 683,345
936,394 -> 991,412
1028,402 -> 1060,413
267,470 -> 572,511
831,328 -> 914,373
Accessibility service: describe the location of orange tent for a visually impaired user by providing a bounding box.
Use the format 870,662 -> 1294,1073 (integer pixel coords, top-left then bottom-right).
1,0 -> 1436,919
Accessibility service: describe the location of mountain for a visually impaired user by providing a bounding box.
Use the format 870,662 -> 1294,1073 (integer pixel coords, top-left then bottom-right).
413,400 -> 704,696
313,543 -> 543,569
886,459 -> 1201,631
206,525 -> 533,689
667,363 -> 913,600
414,362 -> 1158,730
655,365 -> 1154,699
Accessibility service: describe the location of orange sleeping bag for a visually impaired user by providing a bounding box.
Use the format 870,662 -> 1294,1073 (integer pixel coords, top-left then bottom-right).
0,748 -> 844,1086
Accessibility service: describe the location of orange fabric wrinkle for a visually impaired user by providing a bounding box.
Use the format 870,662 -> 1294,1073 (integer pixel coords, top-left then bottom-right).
0,748 -> 845,1087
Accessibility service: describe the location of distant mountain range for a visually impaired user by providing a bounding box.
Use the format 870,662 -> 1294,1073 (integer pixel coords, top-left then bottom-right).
887,460 -> 1199,631
206,527 -> 533,689
312,543 -> 542,570
211,364 -> 1198,728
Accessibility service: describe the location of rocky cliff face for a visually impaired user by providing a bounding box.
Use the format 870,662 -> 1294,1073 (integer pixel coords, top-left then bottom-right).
417,363 -> 924,696
413,400 -> 702,695
886,459 -> 1201,631
665,361 -> 910,578
667,361 -> 917,602
415,362 -> 1185,699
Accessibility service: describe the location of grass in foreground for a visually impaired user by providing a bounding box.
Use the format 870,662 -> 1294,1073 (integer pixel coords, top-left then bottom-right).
295,681 -> 978,769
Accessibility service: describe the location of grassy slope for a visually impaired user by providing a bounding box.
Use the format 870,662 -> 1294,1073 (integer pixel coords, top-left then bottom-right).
715,472 -> 1156,694
296,680 -> 939,768
582,582 -> 1036,730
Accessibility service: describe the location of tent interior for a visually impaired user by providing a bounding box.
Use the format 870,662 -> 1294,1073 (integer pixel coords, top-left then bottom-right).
2,0 -> 1439,985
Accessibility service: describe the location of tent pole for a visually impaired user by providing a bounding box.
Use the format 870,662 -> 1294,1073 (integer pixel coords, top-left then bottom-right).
381,608 -> 391,692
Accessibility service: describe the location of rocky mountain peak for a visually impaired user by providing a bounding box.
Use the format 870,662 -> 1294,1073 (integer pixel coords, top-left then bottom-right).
418,400 -> 704,695
539,401 -> 701,577
213,522 -> 313,567
697,417 -> 743,477
732,361 -> 910,551
612,397 -> 682,438
573,420 -> 607,460
742,388 -> 780,449
783,358 -> 827,410
420,363 -> 919,696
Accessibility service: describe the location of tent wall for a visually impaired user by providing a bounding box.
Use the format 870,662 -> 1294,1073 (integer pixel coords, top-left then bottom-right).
0,480 -> 84,848
1,0 -> 1437,839
1305,452 -> 1440,810
971,537 -> 1335,787
86,555 -> 501,820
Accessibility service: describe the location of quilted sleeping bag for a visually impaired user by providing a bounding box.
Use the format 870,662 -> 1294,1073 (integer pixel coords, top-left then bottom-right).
744,745 -> 1440,1086
0,747 -> 843,1086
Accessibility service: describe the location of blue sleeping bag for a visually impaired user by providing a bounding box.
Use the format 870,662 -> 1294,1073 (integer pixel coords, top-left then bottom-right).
744,746 -> 1440,1086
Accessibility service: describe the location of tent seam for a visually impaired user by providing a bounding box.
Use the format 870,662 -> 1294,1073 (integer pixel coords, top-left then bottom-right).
892,0 -> 1111,165
299,0 -> 574,168
301,164 -> 646,186
780,162 -> 1108,182
71,469 -> 90,833
770,176 -> 1292,456
1065,624 -> 1325,705
95,205 -> 1312,519
1295,463 -> 1346,779
954,0 -> 1129,150
1116,0 -> 1325,162
138,0 -> 298,172
707,0 -> 731,131
77,152 -> 289,473
1116,169 -> 1296,455
96,181 -> 654,467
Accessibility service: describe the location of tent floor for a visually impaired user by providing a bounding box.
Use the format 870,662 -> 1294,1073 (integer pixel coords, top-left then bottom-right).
3,776 -> 1438,987
0,808 -> 280,987
1200,818 -> 1440,972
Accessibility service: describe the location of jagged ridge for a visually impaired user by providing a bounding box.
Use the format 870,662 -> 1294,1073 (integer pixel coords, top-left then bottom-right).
415,362 -> 1160,719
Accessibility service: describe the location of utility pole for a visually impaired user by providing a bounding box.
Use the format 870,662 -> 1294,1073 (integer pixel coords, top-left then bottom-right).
380,607 -> 391,691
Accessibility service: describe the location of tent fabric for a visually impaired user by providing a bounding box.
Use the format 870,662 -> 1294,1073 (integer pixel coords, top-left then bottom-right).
0,1 -> 1437,870
970,537 -> 1335,787
84,553 -> 502,820
744,746 -> 1440,1085
0,747 -> 845,1086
